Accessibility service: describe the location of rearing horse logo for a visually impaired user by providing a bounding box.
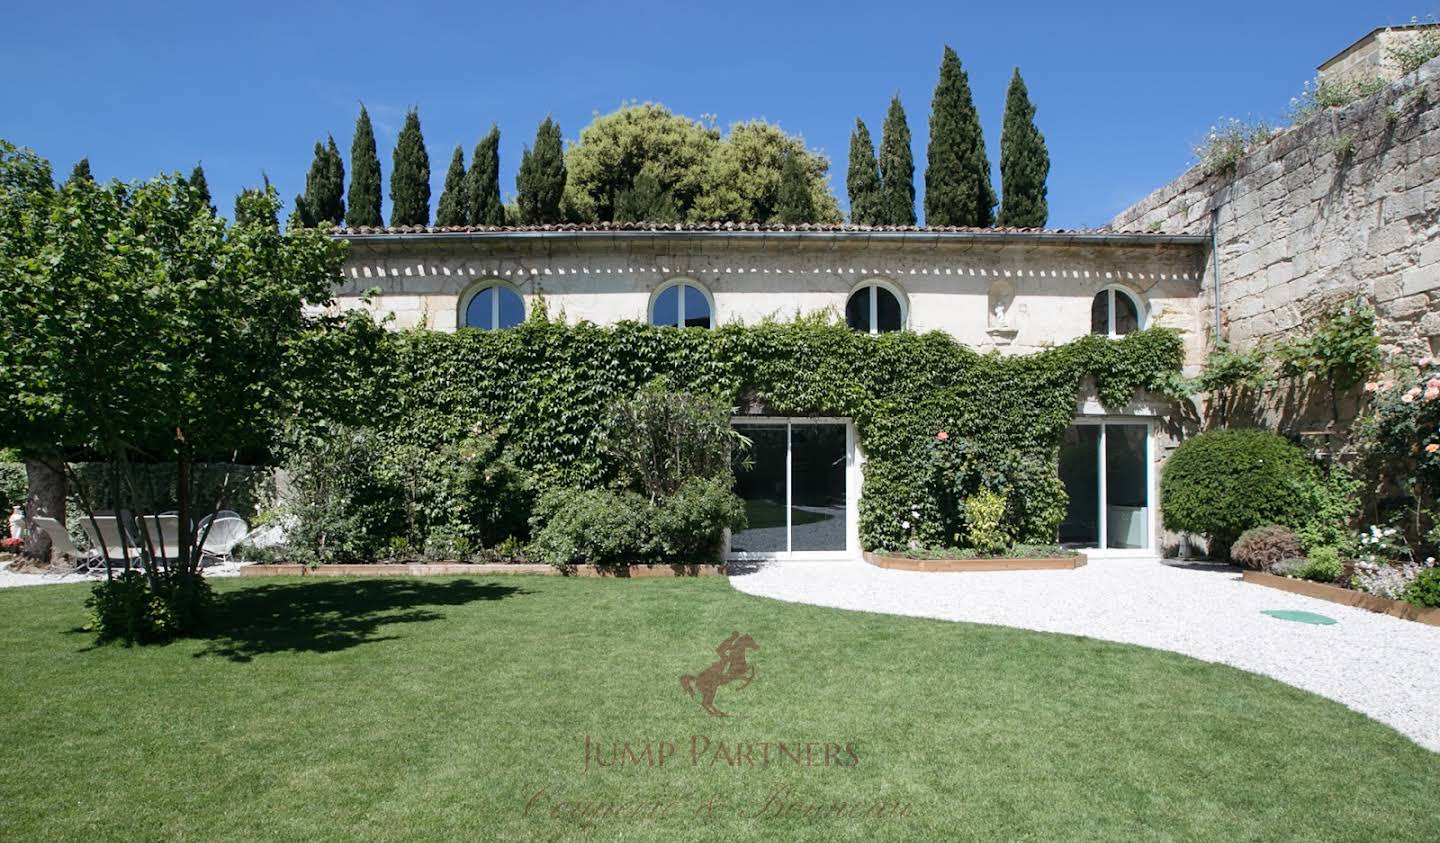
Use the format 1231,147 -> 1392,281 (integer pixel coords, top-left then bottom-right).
680,631 -> 760,718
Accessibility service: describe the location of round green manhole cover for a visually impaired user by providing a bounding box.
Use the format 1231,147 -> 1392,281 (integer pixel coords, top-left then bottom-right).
1262,609 -> 1337,625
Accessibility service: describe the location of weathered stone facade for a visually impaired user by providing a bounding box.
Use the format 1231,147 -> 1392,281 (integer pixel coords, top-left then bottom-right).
1111,56 -> 1440,362
1318,24 -> 1440,89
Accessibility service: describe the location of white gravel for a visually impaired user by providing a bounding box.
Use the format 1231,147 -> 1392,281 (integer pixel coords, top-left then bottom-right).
730,558 -> 1440,752
0,560 -> 243,588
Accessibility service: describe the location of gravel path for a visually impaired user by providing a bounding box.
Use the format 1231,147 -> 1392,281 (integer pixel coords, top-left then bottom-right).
730,558 -> 1440,752
0,561 -> 242,588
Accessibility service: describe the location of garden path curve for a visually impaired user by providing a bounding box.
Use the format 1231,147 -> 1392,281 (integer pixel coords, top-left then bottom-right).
729,559 -> 1440,752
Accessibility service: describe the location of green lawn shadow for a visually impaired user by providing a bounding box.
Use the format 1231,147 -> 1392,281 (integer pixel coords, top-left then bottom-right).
194,578 -> 526,663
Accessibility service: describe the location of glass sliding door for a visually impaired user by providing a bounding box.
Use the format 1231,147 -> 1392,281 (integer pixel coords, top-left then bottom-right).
1058,421 -> 1152,552
730,419 -> 853,559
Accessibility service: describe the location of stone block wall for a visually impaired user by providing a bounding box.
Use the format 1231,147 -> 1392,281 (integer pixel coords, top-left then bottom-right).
1111,56 -> 1440,363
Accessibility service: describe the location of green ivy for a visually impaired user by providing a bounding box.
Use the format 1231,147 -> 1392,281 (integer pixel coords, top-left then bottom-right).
357,313 -> 1184,552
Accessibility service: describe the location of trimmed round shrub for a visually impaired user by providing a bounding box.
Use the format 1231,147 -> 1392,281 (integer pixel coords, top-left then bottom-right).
1230,525 -> 1303,570
1161,429 -> 1319,553
1405,567 -> 1440,608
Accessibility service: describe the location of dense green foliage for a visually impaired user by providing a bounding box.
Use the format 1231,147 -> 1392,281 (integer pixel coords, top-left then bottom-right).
66,157 -> 93,185
345,105 -> 382,227
560,104 -> 840,224
516,116 -> 565,224
924,47 -> 994,227
1274,299 -> 1381,388
389,109 -> 431,226
997,68 -> 1050,228
1405,565 -> 1440,607
435,144 -> 467,226
1355,360 -> 1440,557
360,317 -> 1183,552
185,164 -> 214,216
1229,524 -> 1302,571
877,96 -> 916,225
847,118 -> 881,224
1161,429 -> 1320,551
613,167 -> 680,223
774,150 -> 816,224
295,136 -> 345,227
464,125 -> 504,226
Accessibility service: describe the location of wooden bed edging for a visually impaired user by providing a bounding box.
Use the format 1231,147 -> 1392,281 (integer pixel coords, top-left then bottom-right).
1241,570 -> 1440,627
239,562 -> 727,578
861,551 -> 1086,573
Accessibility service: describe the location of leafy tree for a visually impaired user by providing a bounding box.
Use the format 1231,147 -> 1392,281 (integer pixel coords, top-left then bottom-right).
435,144 -> 468,226
516,116 -> 565,224
297,136 -> 346,227
346,104 -> 382,228
614,166 -> 680,223
877,96 -> 916,225
925,46 -> 995,227
390,108 -> 431,226
234,175 -> 278,230
997,68 -> 1050,228
775,150 -> 817,224
692,120 -> 840,224
847,118 -> 881,224
465,125 -> 504,226
66,158 -> 93,185
186,164 -> 214,216
0,154 -> 355,640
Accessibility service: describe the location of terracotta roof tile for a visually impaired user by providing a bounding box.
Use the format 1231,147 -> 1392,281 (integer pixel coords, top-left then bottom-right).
333,221 -> 1171,237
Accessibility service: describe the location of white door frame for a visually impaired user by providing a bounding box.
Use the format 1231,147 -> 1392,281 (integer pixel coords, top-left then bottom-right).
1067,417 -> 1157,557
728,417 -> 859,561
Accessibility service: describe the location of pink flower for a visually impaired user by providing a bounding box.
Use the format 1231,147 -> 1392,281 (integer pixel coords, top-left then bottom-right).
1428,378 -> 1440,389
1426,386 -> 1440,401
936,431 -> 949,442
1427,443 -> 1440,454
1364,382 -> 1379,393
1402,394 -> 1415,403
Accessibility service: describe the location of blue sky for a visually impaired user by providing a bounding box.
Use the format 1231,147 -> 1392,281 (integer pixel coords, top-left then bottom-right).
3,1 -> 1433,228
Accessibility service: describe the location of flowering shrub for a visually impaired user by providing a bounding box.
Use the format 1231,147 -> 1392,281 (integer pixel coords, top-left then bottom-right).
1353,557 -> 1435,601
1356,524 -> 1409,566
1231,525 -> 1302,571
1194,118 -> 1273,177
1356,358 -> 1440,558
0,536 -> 22,553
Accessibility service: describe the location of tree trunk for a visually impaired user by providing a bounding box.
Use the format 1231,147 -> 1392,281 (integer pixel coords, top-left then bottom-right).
23,458 -> 65,561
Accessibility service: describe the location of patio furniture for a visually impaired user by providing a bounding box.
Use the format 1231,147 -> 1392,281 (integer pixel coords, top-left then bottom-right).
135,514 -> 183,564
80,515 -> 142,566
32,517 -> 101,569
197,510 -> 249,563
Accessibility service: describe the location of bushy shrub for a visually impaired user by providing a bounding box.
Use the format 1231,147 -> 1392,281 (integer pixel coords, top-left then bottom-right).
85,570 -> 213,645
1295,546 -> 1343,583
1268,558 -> 1306,578
1161,429 -> 1319,554
0,460 -> 27,514
650,477 -> 747,561
963,488 -> 1012,555
282,423 -> 400,564
1230,525 -> 1303,570
1294,465 -> 1360,555
1405,566 -> 1440,608
602,383 -> 743,501
924,434 -> 1064,548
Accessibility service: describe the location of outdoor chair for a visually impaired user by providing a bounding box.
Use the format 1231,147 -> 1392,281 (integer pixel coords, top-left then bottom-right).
32,516 -> 101,570
80,516 -> 142,566
197,511 -> 249,564
135,514 -> 184,565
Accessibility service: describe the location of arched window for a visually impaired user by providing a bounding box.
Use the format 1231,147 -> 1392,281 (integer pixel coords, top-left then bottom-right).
461,283 -> 525,330
650,280 -> 713,329
845,282 -> 905,334
1090,288 -> 1144,337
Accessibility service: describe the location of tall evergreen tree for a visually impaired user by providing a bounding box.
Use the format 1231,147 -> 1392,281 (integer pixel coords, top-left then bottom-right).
324,135 -> 346,223
465,125 -> 505,226
516,116 -> 565,224
614,167 -> 680,223
877,96 -> 916,226
389,108 -> 431,226
297,136 -> 346,227
846,119 -> 881,224
997,68 -> 1050,229
435,144 -> 468,226
186,164 -> 214,215
924,46 -> 995,227
346,105 -> 383,227
775,150 -> 817,224
66,158 -> 93,186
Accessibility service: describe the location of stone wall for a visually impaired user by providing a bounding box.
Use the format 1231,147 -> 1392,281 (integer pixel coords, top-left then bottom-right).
1111,56 -> 1440,363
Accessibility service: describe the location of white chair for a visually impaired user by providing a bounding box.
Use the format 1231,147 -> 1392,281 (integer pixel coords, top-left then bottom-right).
197,511 -> 249,563
135,514 -> 183,564
81,516 -> 142,565
32,517 -> 100,568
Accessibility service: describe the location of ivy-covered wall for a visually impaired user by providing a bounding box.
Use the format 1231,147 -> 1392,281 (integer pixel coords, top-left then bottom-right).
366,313 -> 1184,551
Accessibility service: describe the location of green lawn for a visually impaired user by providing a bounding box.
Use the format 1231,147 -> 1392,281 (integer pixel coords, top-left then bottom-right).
2,576 -> 1438,842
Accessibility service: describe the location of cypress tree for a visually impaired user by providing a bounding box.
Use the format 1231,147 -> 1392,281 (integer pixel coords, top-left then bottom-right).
465,125 -> 504,226
516,116 -> 565,224
325,135 -> 346,224
66,158 -> 93,185
187,164 -> 214,215
436,144 -> 468,226
615,168 -> 680,223
877,96 -> 916,226
846,119 -> 881,224
346,104 -> 383,227
774,150 -> 817,224
296,141 -> 326,226
301,135 -> 345,225
924,46 -> 995,227
997,68 -> 1050,229
389,108 -> 431,226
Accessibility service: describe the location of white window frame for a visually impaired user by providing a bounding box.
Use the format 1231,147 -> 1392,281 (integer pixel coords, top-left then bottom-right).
648,278 -> 715,329
846,279 -> 908,335
1066,416 -> 1156,557
458,281 -> 525,331
1094,286 -> 1147,338
727,417 -> 860,562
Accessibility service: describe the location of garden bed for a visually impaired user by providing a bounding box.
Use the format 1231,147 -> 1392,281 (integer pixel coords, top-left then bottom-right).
240,562 -> 727,578
1242,570 -> 1440,627
862,550 -> 1086,573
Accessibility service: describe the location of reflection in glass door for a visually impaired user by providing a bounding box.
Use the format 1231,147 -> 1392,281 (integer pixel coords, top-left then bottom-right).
730,420 -> 850,558
1058,422 -> 1151,551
